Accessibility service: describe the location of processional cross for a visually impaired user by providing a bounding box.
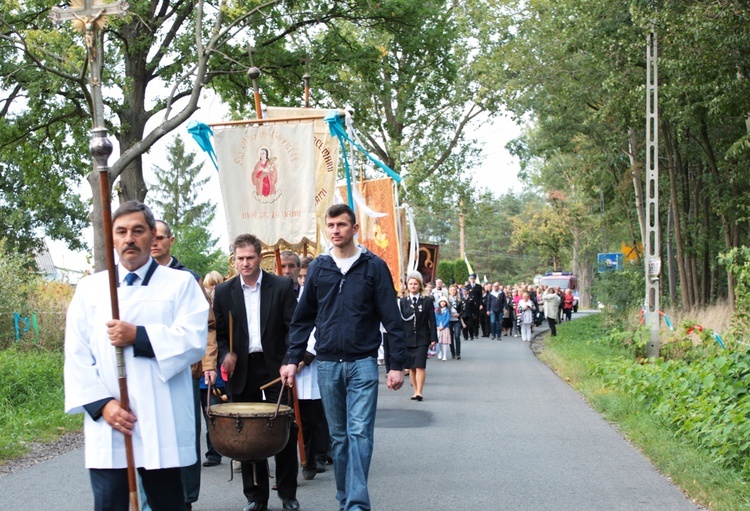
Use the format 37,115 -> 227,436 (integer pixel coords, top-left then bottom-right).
50,0 -> 129,129
50,2 -> 139,510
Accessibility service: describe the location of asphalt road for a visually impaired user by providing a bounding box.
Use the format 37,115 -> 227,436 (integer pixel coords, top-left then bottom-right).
0,317 -> 704,511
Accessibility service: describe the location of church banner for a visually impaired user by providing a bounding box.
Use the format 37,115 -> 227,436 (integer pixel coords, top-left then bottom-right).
266,107 -> 340,251
214,123 -> 316,247
339,178 -> 402,289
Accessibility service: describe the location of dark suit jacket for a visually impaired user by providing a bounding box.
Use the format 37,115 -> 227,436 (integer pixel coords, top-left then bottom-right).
399,295 -> 438,348
214,271 -> 297,395
487,291 -> 507,314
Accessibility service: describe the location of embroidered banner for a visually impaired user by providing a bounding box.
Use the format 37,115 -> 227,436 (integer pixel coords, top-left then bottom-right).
265,107 -> 340,252
339,178 -> 402,289
215,123 -> 316,247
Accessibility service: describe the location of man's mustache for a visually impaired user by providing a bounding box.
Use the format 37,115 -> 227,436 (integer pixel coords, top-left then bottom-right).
123,243 -> 140,252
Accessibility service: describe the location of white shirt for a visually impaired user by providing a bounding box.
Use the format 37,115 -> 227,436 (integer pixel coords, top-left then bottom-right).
331,246 -> 362,274
241,270 -> 263,353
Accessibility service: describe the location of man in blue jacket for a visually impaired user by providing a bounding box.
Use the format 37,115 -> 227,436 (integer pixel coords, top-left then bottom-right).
281,204 -> 407,511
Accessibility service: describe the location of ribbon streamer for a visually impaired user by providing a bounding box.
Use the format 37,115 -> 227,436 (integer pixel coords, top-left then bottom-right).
325,110 -> 401,210
187,121 -> 219,170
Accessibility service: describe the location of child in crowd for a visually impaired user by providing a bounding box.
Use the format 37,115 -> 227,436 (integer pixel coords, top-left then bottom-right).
435,297 -> 452,361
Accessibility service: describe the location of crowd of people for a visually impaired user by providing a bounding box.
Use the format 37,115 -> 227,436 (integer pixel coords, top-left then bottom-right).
63,199 -> 578,511
400,275 -> 577,348
385,274 -> 577,401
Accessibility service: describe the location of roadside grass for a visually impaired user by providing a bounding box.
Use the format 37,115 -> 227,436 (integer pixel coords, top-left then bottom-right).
539,314 -> 750,511
0,346 -> 81,462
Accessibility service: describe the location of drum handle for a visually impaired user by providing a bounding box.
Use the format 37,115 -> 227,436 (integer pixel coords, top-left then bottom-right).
272,383 -> 285,419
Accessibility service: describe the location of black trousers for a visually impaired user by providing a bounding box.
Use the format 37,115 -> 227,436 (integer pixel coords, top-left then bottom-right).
90,467 -> 183,511
298,398 -> 330,468
547,317 -> 557,337
235,356 -> 298,504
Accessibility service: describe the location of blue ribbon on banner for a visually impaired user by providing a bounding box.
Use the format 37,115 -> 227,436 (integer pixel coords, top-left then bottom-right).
187,121 -> 219,170
324,111 -> 401,210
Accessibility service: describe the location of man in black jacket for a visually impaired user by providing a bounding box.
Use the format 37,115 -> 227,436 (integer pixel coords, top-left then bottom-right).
486,282 -> 507,340
214,234 -> 300,511
281,204 -> 406,511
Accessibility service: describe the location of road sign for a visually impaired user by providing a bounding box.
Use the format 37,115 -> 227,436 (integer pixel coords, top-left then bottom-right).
598,253 -> 623,272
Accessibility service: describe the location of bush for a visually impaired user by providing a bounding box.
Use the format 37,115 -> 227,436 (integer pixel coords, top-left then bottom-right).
0,239 -> 41,347
0,239 -> 74,349
0,346 -> 82,460
590,264 -> 644,314
436,260 -> 454,285
598,346 -> 750,479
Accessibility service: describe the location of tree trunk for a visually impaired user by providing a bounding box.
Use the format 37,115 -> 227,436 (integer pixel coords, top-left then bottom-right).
627,127 -> 646,247
666,201 -> 677,303
662,123 -> 691,310
697,121 -> 735,306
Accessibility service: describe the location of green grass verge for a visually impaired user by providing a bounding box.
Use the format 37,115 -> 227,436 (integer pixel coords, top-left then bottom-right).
0,346 -> 82,462
539,314 -> 750,511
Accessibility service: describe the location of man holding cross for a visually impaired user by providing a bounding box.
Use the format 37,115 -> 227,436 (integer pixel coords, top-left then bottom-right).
64,201 -> 209,511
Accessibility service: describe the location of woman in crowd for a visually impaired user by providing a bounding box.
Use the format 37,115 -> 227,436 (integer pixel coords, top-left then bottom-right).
562,288 -> 575,322
543,287 -> 562,337
398,271 -> 438,401
502,289 -> 514,337
517,292 -> 535,342
447,284 -> 463,359
510,289 -> 522,337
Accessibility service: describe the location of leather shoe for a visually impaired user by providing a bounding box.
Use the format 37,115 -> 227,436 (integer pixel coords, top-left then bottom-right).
282,498 -> 300,510
315,460 -> 326,473
242,502 -> 268,511
202,457 -> 220,467
302,468 -> 317,480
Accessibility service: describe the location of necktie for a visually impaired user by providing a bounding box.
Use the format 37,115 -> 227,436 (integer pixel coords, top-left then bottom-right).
412,297 -> 418,306
124,272 -> 138,286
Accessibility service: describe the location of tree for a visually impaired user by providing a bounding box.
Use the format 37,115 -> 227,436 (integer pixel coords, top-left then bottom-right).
5,0 -> 490,267
149,136 -> 226,277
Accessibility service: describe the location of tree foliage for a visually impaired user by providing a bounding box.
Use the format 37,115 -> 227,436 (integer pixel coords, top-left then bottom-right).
149,137 -> 226,277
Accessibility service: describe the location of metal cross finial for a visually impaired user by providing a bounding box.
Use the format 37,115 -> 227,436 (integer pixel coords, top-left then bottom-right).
50,0 -> 128,129
246,44 -> 263,118
301,54 -> 312,108
51,0 -> 129,58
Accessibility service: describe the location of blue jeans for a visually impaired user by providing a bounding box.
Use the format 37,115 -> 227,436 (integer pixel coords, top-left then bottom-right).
490,311 -> 502,338
317,358 -> 379,511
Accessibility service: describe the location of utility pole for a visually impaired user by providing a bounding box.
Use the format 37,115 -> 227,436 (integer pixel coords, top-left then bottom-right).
644,28 -> 661,358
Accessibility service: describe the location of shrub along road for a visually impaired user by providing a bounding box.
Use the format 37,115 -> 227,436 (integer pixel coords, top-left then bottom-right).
0,317 -> 705,510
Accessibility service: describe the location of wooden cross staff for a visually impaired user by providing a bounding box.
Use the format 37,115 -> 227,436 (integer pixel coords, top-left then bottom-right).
50,2 -> 137,511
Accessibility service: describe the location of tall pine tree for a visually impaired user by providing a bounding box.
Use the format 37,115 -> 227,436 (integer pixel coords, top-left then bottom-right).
149,137 -> 227,277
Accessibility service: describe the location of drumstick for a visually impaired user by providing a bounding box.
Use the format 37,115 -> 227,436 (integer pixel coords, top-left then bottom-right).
259,376 -> 282,390
291,385 -> 306,467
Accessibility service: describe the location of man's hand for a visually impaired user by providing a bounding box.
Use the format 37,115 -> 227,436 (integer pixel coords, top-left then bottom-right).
386,370 -> 404,391
102,399 -> 137,435
106,320 -> 137,347
280,364 -> 298,388
204,370 -> 217,386
222,353 -> 237,376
